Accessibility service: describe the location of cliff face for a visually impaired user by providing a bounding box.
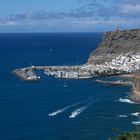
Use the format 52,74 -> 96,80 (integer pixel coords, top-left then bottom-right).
88,29 -> 140,64
130,71 -> 140,103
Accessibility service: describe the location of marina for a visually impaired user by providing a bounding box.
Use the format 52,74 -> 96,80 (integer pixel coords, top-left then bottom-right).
12,54 -> 140,81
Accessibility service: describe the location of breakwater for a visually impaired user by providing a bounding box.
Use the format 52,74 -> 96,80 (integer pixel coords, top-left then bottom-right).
12,66 -> 40,81
12,65 -> 93,81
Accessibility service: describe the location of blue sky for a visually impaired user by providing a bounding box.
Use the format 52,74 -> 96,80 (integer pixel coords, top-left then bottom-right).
0,0 -> 140,32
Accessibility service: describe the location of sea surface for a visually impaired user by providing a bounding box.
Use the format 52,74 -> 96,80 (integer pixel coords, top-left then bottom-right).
0,33 -> 139,140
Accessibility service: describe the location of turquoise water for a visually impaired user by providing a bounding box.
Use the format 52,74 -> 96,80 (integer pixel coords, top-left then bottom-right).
0,33 -> 139,140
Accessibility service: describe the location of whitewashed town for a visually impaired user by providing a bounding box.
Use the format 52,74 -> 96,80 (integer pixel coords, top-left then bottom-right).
44,54 -> 140,79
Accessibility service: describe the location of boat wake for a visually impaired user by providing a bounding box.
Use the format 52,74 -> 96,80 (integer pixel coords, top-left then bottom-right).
48,103 -> 81,117
48,98 -> 93,117
118,115 -> 128,118
69,106 -> 88,119
131,112 -> 140,117
118,98 -> 135,104
69,101 -> 94,119
48,107 -> 68,117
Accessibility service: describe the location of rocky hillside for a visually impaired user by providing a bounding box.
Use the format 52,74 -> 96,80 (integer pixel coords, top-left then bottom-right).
88,29 -> 140,64
130,70 -> 140,103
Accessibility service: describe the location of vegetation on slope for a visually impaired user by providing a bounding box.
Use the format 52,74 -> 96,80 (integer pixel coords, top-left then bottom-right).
114,127 -> 140,140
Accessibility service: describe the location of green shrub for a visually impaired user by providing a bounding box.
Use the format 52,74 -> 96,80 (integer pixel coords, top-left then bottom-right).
115,130 -> 140,140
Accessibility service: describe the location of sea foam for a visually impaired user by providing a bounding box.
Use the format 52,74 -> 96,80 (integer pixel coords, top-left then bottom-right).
132,121 -> 140,125
118,98 -> 135,104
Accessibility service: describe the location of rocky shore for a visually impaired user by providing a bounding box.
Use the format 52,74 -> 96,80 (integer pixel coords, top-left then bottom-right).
96,79 -> 132,86
130,71 -> 140,103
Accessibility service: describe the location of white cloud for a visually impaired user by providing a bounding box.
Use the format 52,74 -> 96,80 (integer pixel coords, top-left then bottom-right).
121,4 -> 140,14
6,21 -> 18,26
71,18 -> 135,26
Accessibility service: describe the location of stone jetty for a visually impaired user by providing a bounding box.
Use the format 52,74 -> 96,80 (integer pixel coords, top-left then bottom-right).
12,65 -> 93,81
12,66 -> 40,81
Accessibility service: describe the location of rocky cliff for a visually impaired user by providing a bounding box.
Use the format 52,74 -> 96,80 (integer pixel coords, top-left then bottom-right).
130,71 -> 140,103
88,29 -> 140,64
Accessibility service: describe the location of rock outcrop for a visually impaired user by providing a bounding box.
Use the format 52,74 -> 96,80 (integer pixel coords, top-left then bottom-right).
130,71 -> 140,103
88,29 -> 140,65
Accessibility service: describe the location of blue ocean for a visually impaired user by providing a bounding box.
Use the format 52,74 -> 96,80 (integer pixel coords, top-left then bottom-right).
0,33 -> 139,140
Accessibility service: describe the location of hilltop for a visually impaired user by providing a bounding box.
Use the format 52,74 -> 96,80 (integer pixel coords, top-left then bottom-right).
88,28 -> 140,65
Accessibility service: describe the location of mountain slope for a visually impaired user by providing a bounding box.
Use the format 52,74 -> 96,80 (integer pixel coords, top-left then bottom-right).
88,29 -> 140,64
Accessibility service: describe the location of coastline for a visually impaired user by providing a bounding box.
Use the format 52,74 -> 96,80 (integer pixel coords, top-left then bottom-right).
11,29 -> 140,104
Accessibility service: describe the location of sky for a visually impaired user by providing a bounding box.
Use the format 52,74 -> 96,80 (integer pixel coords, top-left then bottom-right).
0,0 -> 140,32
